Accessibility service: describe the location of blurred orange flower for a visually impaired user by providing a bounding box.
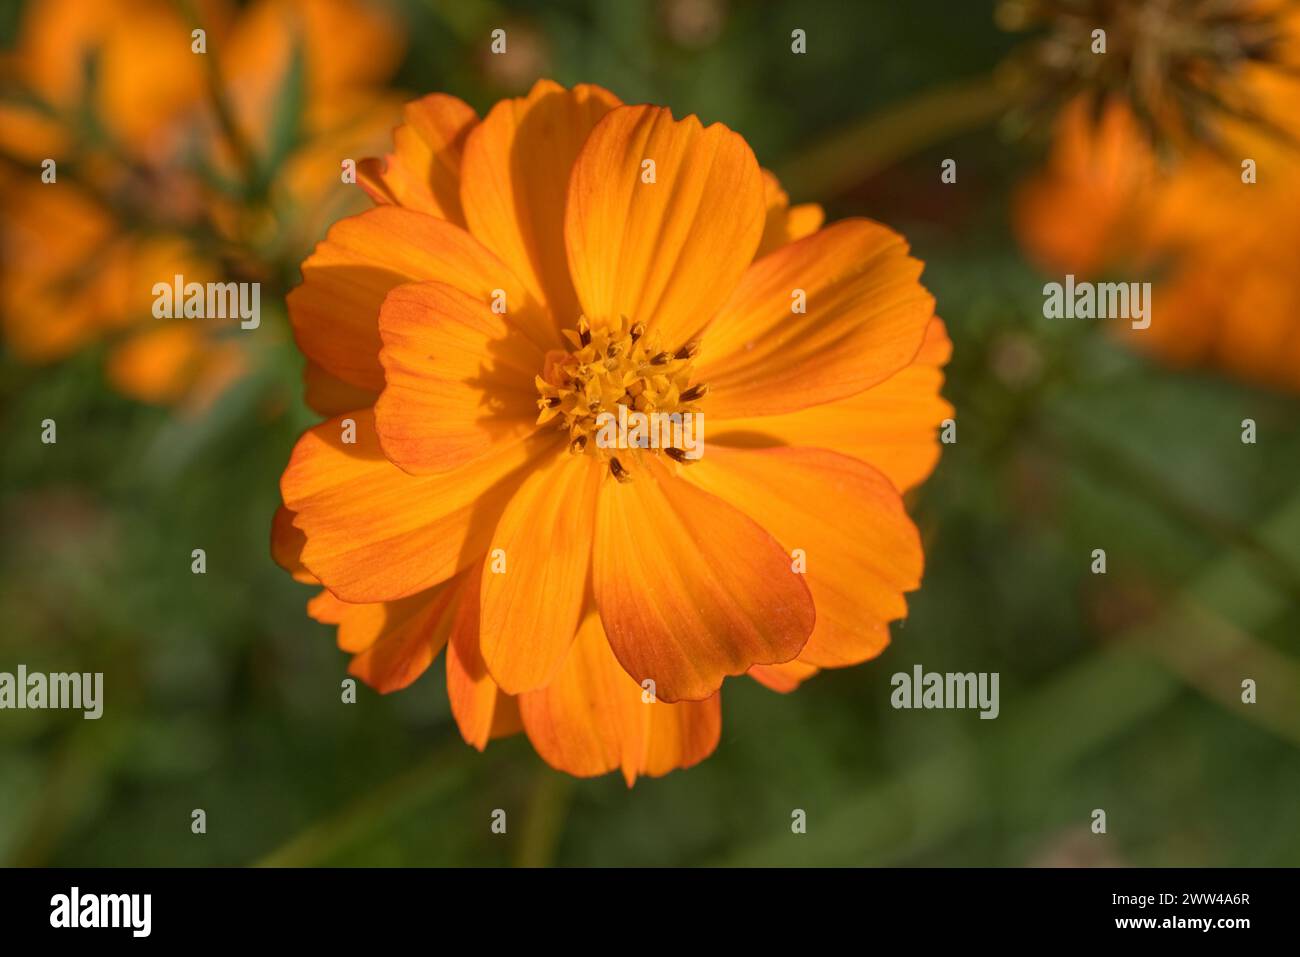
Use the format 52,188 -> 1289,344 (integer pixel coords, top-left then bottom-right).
1012,0 -> 1300,392
0,0 -> 404,405
274,80 -> 952,783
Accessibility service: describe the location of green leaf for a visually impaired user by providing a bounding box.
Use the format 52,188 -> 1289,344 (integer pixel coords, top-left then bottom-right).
257,33 -> 306,191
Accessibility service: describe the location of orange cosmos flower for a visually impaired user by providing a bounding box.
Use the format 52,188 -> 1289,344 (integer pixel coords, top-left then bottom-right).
1011,0 -> 1300,392
0,0 -> 403,405
273,80 -> 952,783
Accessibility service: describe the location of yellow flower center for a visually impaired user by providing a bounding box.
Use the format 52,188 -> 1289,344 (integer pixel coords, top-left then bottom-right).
535,316 -> 707,481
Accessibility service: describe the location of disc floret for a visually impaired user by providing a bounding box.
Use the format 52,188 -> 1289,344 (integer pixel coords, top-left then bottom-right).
535,316 -> 707,480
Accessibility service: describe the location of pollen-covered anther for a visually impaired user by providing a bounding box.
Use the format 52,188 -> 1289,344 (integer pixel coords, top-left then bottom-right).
536,316 -> 707,473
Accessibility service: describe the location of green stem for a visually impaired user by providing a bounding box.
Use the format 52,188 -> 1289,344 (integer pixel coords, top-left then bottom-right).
176,0 -> 260,196
1138,600 -> 1300,749
774,73 -> 1013,200
255,745 -> 470,867
513,768 -> 575,867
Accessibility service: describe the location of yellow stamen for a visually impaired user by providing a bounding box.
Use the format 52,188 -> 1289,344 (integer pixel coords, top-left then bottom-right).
535,316 -> 708,478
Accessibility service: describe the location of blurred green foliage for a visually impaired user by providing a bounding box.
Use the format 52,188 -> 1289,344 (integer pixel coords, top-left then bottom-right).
1,0 -> 1297,866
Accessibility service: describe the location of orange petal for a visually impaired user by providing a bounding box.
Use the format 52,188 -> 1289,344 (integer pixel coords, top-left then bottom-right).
359,93 -> 478,224
711,317 -> 953,493
15,0 -> 206,152
306,587 -> 350,625
639,683 -> 723,781
344,583 -> 460,693
490,695 -> 524,741
784,205 -> 824,244
684,445 -> 923,669
519,609 -> 721,785
756,169 -> 824,258
446,560 -> 523,749
565,104 -> 766,345
280,409 -> 555,603
272,505 -> 317,584
1013,97 -> 1154,277
749,659 -> 821,693
375,281 -> 542,474
303,361 -> 378,417
106,322 -> 246,412
221,0 -> 403,145
104,323 -> 201,405
697,219 -> 935,419
306,580 -> 457,684
461,80 -> 621,325
592,456 -> 815,702
1,182 -> 116,362
287,206 -> 553,393
480,452 -> 601,693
